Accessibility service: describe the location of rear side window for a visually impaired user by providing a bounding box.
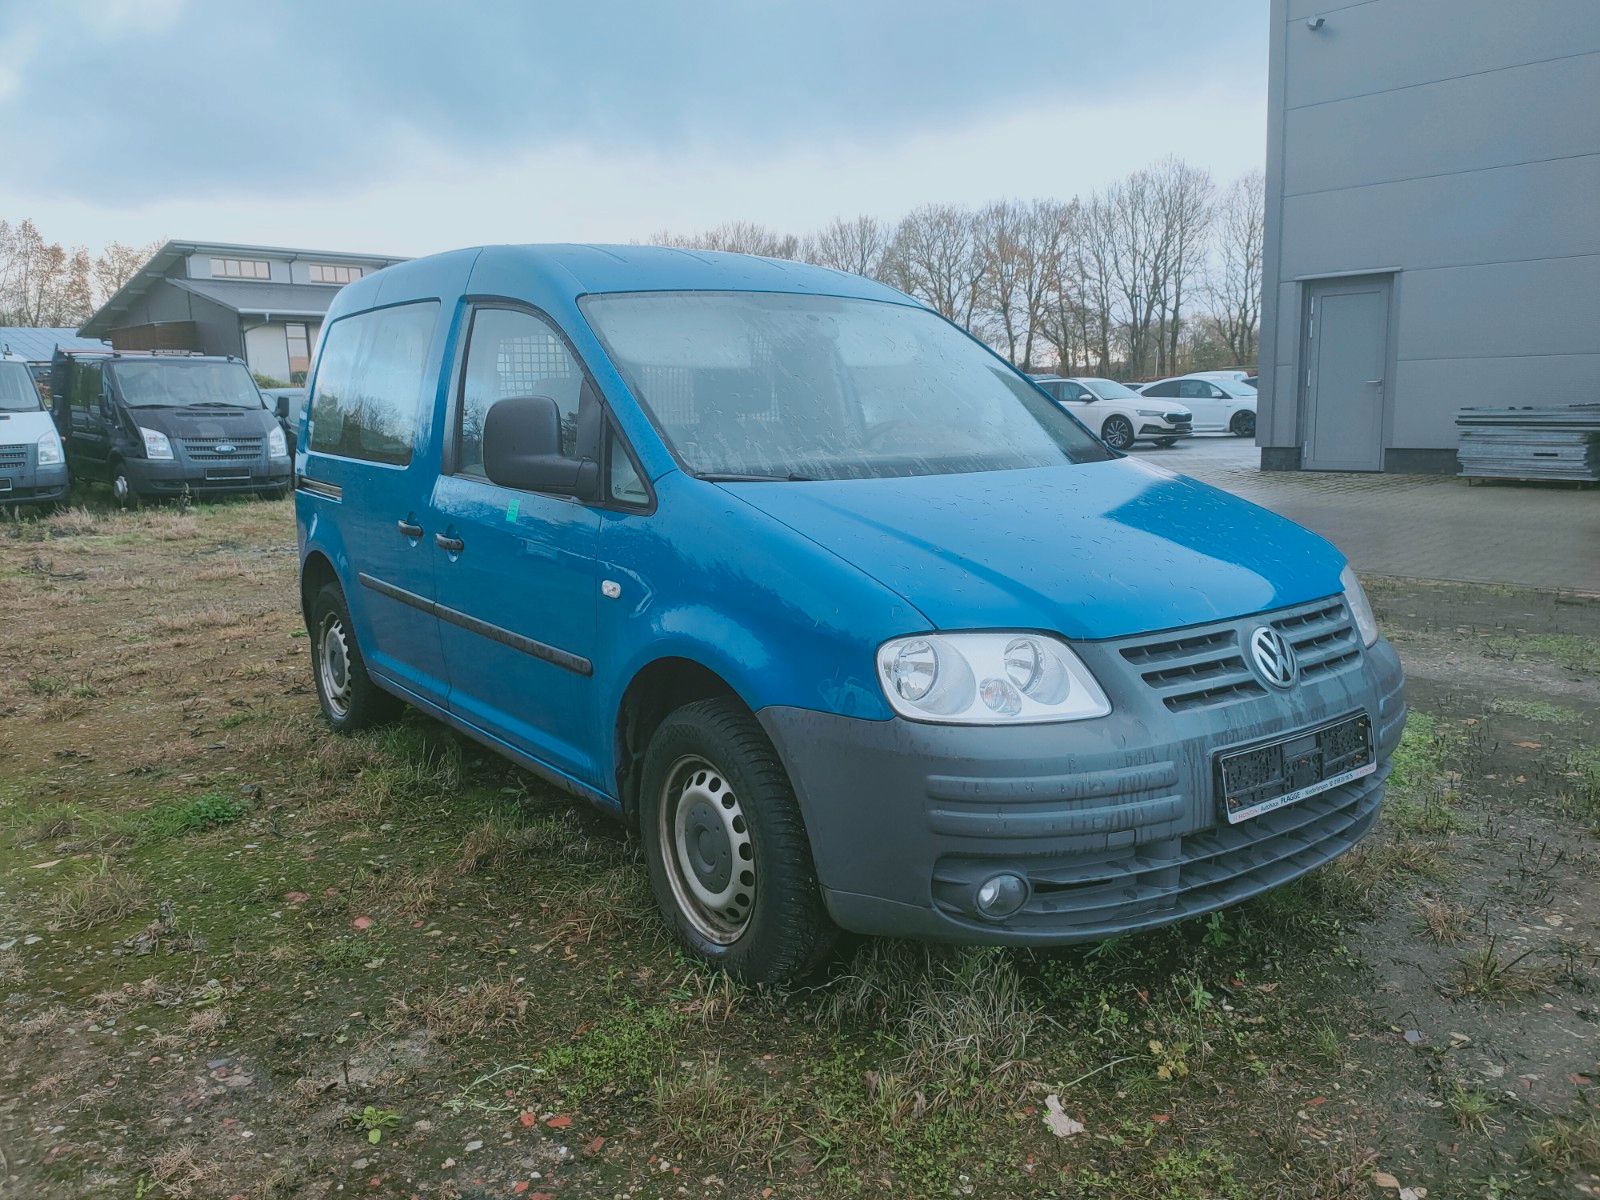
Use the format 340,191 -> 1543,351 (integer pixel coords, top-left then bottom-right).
456,306 -> 584,477
309,302 -> 439,466
1144,381 -> 1177,398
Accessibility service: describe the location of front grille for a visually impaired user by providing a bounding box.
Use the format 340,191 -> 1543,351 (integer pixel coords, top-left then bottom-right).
1271,599 -> 1361,681
1117,596 -> 1360,713
0,444 -> 26,468
1165,413 -> 1191,425
182,436 -> 263,462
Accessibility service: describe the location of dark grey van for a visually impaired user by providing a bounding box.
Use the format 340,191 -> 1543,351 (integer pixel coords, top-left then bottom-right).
51,350 -> 291,504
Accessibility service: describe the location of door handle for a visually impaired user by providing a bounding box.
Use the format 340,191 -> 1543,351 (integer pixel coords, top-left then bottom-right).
397,519 -> 423,538
1365,378 -> 1384,386
435,532 -> 464,555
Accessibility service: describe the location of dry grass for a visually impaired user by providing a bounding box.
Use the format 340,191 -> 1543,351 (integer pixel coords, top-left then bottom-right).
391,975 -> 528,1040
185,1006 -> 229,1038
145,1144 -> 218,1199
1413,896 -> 1475,946
651,1053 -> 788,1170
43,857 -> 147,930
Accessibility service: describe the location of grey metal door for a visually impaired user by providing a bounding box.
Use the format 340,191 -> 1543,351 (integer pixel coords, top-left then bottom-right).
1301,276 -> 1390,471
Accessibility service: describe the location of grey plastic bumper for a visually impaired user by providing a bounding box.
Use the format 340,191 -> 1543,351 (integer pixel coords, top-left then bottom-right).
0,455 -> 68,505
127,457 -> 291,495
759,634 -> 1404,944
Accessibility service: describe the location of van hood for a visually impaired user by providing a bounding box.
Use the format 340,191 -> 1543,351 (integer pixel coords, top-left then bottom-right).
0,410 -> 59,441
128,406 -> 276,439
723,458 -> 1347,640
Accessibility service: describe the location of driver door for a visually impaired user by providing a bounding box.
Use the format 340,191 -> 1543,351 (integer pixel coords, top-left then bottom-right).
1177,379 -> 1224,430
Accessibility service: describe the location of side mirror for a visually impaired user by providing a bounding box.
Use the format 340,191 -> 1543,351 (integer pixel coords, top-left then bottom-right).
483,395 -> 598,499
274,395 -> 291,421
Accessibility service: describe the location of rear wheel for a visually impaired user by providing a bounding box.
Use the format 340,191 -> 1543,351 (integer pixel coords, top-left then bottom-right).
1230,410 -> 1256,437
1100,414 -> 1136,450
639,697 -> 835,984
309,581 -> 401,732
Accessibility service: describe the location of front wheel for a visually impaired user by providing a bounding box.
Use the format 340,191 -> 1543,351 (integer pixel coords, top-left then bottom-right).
1100,414 -> 1136,450
1230,410 -> 1256,437
308,582 -> 402,732
110,464 -> 141,509
639,697 -> 835,984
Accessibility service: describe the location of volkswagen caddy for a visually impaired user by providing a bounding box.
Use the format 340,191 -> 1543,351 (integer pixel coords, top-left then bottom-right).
295,246 -> 1405,983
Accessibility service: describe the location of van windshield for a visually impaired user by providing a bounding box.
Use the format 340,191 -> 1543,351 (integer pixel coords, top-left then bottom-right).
582,292 -> 1112,481
108,360 -> 265,409
0,362 -> 42,412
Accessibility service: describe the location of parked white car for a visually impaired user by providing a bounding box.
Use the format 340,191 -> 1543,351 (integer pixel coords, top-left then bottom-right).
1137,374 -> 1257,436
1186,369 -> 1256,387
1030,375 -> 1193,449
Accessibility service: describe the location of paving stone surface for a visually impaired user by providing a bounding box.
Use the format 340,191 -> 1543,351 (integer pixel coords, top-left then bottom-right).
1130,435 -> 1600,592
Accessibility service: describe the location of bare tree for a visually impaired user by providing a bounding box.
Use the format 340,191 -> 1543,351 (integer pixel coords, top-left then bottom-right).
973,200 -> 1030,363
882,203 -> 985,327
648,221 -> 800,259
1206,170 -> 1265,366
1151,157 -> 1214,374
92,239 -> 162,307
1037,199 -> 1087,374
0,219 -> 94,327
802,214 -> 890,279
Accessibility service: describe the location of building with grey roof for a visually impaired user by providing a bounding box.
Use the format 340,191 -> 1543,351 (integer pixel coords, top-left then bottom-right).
0,326 -> 109,364
79,240 -> 408,383
1257,0 -> 1599,472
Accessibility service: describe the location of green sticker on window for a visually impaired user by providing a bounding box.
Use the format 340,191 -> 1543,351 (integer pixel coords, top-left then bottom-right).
505,497 -> 520,523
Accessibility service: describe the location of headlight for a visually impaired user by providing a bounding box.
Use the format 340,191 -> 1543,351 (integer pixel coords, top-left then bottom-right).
1340,565 -> 1379,647
36,430 -> 63,466
267,424 -> 288,458
1136,408 -> 1167,418
877,632 -> 1111,724
140,427 -> 173,460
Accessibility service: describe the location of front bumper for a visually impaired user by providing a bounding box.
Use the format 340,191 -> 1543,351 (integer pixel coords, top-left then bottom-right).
0,448 -> 69,506
127,456 -> 291,496
760,601 -> 1405,944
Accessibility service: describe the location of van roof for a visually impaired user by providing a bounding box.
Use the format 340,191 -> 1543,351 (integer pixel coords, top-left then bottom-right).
349,243 -> 913,306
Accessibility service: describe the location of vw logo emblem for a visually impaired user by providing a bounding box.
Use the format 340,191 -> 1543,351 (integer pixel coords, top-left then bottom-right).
1249,626 -> 1298,689
214,442 -> 236,454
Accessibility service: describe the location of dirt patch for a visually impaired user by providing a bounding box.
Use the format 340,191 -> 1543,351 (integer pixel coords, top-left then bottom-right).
0,497 -> 1596,1197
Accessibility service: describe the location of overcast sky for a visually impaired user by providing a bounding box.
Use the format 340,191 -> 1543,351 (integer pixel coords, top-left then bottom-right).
0,0 -> 1267,257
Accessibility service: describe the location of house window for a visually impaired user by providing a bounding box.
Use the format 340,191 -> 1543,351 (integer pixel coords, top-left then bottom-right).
285,323 -> 311,381
309,263 -> 364,284
211,257 -> 271,279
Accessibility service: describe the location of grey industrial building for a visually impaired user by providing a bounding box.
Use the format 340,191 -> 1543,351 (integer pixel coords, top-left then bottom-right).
79,240 -> 407,384
1257,0 -> 1600,472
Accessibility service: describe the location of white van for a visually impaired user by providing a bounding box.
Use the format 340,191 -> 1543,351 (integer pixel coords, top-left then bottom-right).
0,354 -> 68,507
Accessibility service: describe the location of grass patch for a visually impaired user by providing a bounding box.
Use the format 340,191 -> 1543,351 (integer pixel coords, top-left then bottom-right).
1489,696 -> 1583,725
137,792 -> 248,841
44,857 -> 147,929
650,1054 -> 788,1171
393,974 -> 528,1041
1487,633 -> 1600,675
1444,1082 -> 1497,1133
538,999 -> 682,1102
1450,935 -> 1556,1001
1525,1111 -> 1600,1173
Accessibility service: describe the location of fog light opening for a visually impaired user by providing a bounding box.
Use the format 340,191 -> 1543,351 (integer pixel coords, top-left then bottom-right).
974,872 -> 1028,920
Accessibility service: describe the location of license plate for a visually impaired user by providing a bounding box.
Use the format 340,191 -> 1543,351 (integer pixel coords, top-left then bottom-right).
205,467 -> 250,481
1216,713 -> 1374,824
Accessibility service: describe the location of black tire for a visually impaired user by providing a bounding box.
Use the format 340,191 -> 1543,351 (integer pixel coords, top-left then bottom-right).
1101,414 -> 1136,450
308,581 -> 402,732
638,697 -> 835,984
1154,438 -> 1178,449
1230,410 -> 1256,437
110,460 -> 142,509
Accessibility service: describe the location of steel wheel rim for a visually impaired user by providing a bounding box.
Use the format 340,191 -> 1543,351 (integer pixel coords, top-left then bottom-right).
659,754 -> 755,945
318,612 -> 354,718
1104,419 -> 1133,450
113,475 -> 130,502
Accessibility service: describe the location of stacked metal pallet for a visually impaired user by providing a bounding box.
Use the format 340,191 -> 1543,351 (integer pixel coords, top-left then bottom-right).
1456,404 -> 1600,483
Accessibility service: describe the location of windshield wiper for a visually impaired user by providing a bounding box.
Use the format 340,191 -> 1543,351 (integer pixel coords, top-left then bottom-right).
189,401 -> 254,409
696,471 -> 816,483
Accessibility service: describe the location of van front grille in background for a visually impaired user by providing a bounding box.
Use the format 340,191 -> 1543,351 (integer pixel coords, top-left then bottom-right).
182,436 -> 263,461
0,444 -> 26,468
1117,596 -> 1359,713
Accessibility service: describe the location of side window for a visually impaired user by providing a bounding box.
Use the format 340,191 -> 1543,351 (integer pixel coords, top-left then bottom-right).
457,307 -> 583,478
1059,382 -> 1088,401
71,363 -> 102,422
1208,383 -> 1230,399
606,423 -> 649,506
308,301 -> 438,466
1178,380 -> 1207,399
1144,381 -> 1175,398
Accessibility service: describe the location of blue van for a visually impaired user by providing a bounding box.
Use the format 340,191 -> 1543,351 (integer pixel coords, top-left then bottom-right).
295,246 -> 1405,983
